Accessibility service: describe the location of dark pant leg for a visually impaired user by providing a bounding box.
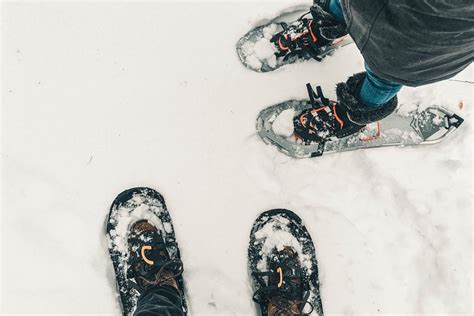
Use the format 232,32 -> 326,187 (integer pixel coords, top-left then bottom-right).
134,286 -> 184,316
328,0 -> 403,107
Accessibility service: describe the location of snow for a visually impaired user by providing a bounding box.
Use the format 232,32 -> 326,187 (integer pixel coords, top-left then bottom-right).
254,215 -> 313,272
273,108 -> 296,137
107,191 -> 169,257
242,26 -> 278,71
2,1 -> 472,315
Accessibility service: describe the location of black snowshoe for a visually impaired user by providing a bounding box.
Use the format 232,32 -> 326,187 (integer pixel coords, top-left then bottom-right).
106,187 -> 187,315
249,209 -> 323,316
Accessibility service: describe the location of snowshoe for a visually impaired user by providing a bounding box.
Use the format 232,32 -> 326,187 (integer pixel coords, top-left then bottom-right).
256,74 -> 464,158
236,5 -> 351,72
105,187 -> 187,315
249,209 -> 323,316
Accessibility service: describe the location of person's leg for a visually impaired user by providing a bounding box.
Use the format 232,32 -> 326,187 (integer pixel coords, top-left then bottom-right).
326,0 -> 403,107
134,286 -> 184,316
327,0 -> 345,23
357,63 -> 403,107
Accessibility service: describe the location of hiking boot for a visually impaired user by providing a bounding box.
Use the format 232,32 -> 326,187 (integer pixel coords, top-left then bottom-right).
263,247 -> 312,316
336,72 -> 398,125
127,219 -> 184,293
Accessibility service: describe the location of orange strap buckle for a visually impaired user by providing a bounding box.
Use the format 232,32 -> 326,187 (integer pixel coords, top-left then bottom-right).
277,267 -> 283,288
141,245 -> 154,265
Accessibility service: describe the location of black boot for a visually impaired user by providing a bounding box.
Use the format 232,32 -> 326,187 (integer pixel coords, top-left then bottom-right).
293,72 -> 398,143
336,72 -> 398,125
127,220 -> 185,296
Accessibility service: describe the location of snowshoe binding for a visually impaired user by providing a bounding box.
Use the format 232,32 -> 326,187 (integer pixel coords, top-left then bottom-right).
292,83 -> 365,145
106,187 -> 187,315
236,5 -> 350,72
249,209 -> 323,316
271,5 -> 347,63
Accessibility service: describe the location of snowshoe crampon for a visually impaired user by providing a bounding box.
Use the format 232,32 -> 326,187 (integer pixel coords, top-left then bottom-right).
249,209 -> 323,316
236,7 -> 352,73
257,98 -> 464,158
105,187 -> 187,315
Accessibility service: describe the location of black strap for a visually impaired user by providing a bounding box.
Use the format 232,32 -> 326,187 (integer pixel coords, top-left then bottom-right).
279,22 -> 289,31
276,17 -> 323,61
306,83 -> 317,107
311,141 -> 325,157
296,37 -> 322,61
306,84 -> 329,108
316,86 -> 329,105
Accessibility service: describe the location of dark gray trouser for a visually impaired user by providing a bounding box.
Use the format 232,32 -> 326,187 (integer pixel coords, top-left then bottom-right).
134,286 -> 184,316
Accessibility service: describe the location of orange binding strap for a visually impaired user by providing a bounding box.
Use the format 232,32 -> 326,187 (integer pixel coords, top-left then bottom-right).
278,37 -> 289,51
141,245 -> 154,265
277,267 -> 283,288
308,20 -> 317,43
332,103 -> 344,128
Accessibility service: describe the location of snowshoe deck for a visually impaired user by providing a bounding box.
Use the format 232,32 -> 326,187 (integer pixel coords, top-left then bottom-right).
257,100 -> 464,158
105,187 -> 187,315
236,8 -> 352,73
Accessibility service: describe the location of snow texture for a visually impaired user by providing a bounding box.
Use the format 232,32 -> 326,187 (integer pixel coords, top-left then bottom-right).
107,191 -> 170,264
2,1 -> 473,315
254,215 -> 313,273
273,109 -> 296,137
242,25 -> 279,71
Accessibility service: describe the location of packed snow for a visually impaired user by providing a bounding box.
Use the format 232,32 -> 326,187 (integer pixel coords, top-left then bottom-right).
2,1 -> 472,315
253,215 -> 312,272
240,24 -> 278,71
107,191 -> 170,258
273,108 -> 296,137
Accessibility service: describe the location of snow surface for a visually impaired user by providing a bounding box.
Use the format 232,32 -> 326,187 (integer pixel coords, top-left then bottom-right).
2,1 -> 473,315
273,108 -> 296,137
241,24 -> 278,71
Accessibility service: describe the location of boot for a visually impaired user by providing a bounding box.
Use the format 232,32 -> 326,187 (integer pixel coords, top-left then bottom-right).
293,72 -> 398,143
336,72 -> 398,125
127,220 -> 184,294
